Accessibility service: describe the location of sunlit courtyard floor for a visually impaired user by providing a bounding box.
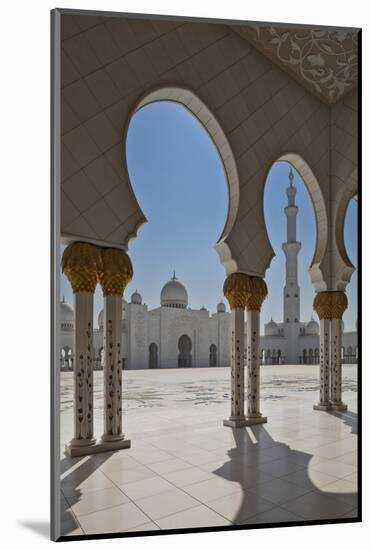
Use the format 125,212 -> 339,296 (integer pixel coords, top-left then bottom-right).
60,365 -> 358,537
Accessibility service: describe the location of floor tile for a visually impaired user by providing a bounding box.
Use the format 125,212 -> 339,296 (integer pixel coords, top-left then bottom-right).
182,476 -> 242,503
126,521 -> 161,532
69,486 -> 130,516
309,459 -> 356,479
280,469 -> 338,490
147,458 -> 192,475
207,490 -> 275,522
160,466 -> 215,487
135,487 -> 200,520
281,490 -> 354,520
78,502 -> 150,534
105,465 -> 155,485
240,506 -> 304,525
254,458 -> 304,477
248,478 -> 313,505
157,505 -> 231,530
119,475 -> 175,500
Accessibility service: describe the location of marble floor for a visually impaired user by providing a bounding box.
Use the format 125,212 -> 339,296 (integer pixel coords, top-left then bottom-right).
59,365 -> 358,537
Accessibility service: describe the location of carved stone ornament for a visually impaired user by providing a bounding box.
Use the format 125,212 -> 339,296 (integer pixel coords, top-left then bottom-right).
62,242 -> 102,294
313,291 -> 348,320
99,248 -> 133,297
232,26 -> 358,104
224,273 -> 268,311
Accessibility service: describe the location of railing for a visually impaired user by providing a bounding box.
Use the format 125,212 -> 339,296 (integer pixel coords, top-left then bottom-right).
343,354 -> 357,364
261,358 -> 285,365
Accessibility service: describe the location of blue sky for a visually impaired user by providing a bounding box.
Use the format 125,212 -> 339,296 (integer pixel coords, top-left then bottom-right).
60,101 -> 357,331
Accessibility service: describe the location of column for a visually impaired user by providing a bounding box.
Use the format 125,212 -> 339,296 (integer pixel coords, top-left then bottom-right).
313,291 -> 348,411
62,242 -> 102,456
223,273 -> 249,428
313,315 -> 332,411
330,292 -> 348,411
100,248 -> 133,447
246,277 -> 268,425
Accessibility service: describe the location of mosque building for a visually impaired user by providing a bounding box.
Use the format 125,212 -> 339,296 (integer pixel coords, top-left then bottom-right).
60,170 -> 357,370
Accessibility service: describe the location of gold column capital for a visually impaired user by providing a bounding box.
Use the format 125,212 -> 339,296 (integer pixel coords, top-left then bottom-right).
313,291 -> 348,320
62,242 -> 102,293
223,273 -> 267,311
99,248 -> 133,297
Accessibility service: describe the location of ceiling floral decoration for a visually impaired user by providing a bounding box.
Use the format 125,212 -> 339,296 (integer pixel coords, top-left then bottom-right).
232,26 -> 358,104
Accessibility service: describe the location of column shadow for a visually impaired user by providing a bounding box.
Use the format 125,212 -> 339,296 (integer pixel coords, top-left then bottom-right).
59,452 -> 113,537
213,419 -> 357,526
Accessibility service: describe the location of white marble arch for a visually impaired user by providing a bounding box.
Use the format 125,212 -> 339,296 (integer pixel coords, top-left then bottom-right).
332,169 -> 357,291
123,86 -> 241,272
263,152 -> 329,292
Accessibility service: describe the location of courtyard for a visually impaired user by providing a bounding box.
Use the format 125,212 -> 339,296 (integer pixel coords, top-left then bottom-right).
60,365 -> 358,536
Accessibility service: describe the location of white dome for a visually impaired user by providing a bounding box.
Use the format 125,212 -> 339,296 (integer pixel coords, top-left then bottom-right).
306,318 -> 319,335
131,290 -> 142,304
217,301 -> 226,313
265,319 -> 279,336
60,297 -> 74,323
160,273 -> 188,309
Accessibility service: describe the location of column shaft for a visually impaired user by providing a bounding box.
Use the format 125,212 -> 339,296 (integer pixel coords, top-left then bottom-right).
224,307 -> 248,427
314,319 -> 332,410
102,295 -> 124,441
246,310 -> 265,421
330,318 -> 347,411
229,308 -> 246,420
72,291 -> 95,445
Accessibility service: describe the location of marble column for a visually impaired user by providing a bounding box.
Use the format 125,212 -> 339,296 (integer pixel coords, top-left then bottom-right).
100,248 -> 133,447
313,316 -> 332,411
62,242 -> 102,455
313,291 -> 348,411
223,273 -> 249,428
330,292 -> 348,411
246,277 -> 268,425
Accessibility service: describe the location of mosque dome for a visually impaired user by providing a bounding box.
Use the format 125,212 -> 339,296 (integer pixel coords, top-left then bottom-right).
217,301 -> 226,313
131,290 -> 142,304
306,318 -> 319,335
265,318 -> 279,336
60,297 -> 74,323
160,272 -> 188,309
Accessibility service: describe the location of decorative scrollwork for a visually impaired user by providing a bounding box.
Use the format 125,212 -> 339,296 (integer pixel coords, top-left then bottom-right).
235,26 -> 358,103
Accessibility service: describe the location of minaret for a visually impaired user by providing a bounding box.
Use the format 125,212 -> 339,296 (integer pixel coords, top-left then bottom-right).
282,168 -> 301,334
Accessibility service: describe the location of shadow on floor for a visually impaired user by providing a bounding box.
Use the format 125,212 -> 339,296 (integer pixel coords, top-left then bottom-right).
59,452 -> 113,536
329,410 -> 358,434
213,412 -> 358,526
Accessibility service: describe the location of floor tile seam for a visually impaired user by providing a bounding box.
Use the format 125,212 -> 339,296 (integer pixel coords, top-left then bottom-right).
60,488 -> 87,534
74,467 -> 158,525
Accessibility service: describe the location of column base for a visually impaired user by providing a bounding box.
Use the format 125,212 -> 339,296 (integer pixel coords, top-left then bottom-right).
224,415 -> 267,428
224,417 -> 249,428
332,402 -> 348,412
245,415 -> 267,426
313,403 -> 333,411
65,438 -> 131,457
